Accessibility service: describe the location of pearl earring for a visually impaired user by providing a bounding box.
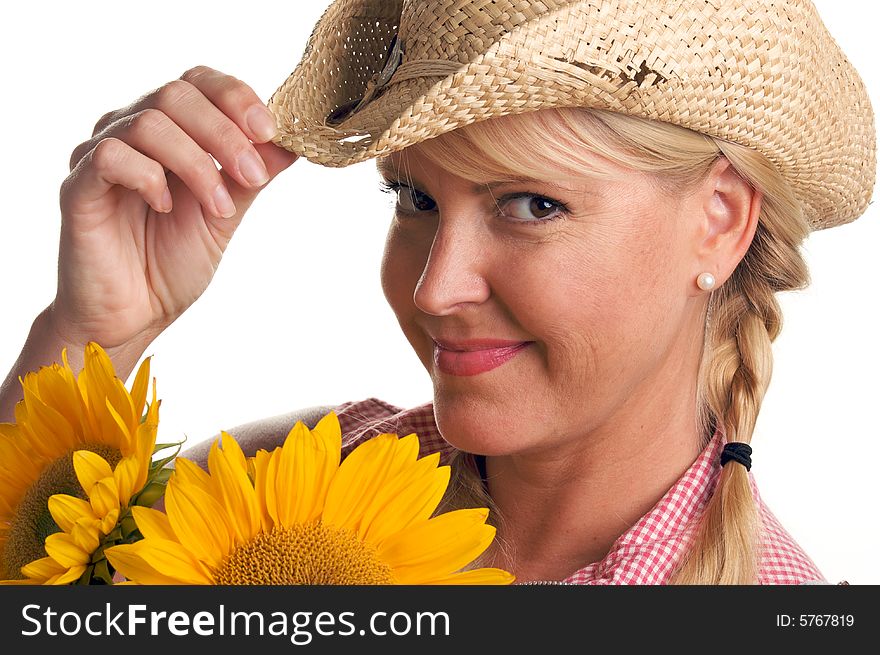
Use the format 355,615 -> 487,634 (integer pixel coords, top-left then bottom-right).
697,272 -> 716,291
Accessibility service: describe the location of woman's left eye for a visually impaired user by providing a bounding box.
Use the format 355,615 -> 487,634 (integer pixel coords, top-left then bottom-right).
501,194 -> 564,222
379,181 -> 567,224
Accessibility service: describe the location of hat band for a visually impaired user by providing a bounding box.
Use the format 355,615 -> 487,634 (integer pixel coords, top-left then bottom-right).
391,59 -> 463,84
326,34 -> 464,127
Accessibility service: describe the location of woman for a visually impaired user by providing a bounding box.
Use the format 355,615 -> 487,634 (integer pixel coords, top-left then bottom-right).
0,0 -> 875,584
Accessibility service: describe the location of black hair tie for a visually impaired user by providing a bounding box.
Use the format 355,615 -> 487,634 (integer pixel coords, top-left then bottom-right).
720,442 -> 752,471
475,454 -> 488,481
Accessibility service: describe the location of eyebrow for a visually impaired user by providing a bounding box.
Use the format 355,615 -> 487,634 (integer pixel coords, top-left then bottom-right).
376,159 -> 582,195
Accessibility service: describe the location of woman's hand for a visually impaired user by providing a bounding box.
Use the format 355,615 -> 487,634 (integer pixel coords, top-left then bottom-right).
52,65 -> 298,350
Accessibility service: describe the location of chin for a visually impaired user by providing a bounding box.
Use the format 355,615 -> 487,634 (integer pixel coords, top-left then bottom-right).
431,390 -> 528,456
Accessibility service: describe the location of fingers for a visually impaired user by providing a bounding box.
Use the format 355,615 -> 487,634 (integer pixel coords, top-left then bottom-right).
89,65 -> 277,146
68,65 -> 288,218
112,108 -> 242,218
61,137 -> 172,219
178,65 -> 279,144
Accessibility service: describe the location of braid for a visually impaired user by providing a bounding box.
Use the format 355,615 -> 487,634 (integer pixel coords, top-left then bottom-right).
669,139 -> 811,584
668,263 -> 779,583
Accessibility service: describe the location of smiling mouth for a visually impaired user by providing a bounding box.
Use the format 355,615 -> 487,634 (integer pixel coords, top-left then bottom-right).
432,341 -> 533,376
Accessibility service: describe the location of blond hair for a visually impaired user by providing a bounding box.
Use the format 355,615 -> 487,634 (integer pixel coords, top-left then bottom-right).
380,107 -> 811,584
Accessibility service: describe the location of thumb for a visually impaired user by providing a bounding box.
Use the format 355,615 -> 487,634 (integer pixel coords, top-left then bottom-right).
254,141 -> 301,181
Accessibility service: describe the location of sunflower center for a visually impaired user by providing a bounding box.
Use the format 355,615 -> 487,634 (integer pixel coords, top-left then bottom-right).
2,444 -> 121,580
214,523 -> 395,585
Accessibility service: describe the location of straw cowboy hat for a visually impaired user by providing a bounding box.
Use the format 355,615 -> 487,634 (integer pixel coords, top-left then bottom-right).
268,0 -> 876,230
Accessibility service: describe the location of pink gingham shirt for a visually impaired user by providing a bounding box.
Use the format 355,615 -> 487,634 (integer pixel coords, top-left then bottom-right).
333,397 -> 827,585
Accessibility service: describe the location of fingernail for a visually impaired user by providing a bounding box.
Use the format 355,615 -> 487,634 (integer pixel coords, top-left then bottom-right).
161,188 -> 173,213
246,105 -> 278,142
238,150 -> 270,187
213,183 -> 236,218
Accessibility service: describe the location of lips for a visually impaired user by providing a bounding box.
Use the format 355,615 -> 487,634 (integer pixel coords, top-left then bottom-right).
432,339 -> 533,376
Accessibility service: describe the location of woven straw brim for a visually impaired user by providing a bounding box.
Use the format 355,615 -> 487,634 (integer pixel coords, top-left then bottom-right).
268,0 -> 876,231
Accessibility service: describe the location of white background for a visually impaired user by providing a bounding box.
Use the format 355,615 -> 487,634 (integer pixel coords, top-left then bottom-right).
0,1 -> 877,584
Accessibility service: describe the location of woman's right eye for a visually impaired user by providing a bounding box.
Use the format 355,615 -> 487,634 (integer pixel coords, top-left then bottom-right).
380,181 -> 436,214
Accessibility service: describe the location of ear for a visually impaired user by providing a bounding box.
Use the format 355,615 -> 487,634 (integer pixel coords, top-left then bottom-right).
692,157 -> 762,290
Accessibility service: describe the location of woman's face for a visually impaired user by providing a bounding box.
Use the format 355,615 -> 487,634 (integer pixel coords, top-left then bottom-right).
379,136 -> 710,457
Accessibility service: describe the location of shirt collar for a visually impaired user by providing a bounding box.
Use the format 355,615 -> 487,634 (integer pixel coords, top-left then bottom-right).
563,425 -> 726,584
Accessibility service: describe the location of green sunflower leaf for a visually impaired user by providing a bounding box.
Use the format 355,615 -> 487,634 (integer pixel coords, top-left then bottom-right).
120,514 -> 139,539
92,558 -> 114,585
132,481 -> 167,508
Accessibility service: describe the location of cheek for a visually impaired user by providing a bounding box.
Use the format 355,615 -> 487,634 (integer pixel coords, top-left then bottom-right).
507,217 -> 682,366
380,228 -> 417,311
380,228 -> 431,356
508,254 -> 624,374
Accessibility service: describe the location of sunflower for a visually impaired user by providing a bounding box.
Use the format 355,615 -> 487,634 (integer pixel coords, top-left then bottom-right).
106,412 -> 514,585
12,438 -> 161,585
0,342 -> 165,582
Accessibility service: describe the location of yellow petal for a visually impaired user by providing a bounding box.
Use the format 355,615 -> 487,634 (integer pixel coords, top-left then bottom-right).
216,430 -> 248,471
273,421 -> 338,527
307,420 -> 341,522
133,401 -> 159,493
378,508 -> 496,583
111,375 -> 137,432
13,390 -> 32,435
44,533 -> 90,568
79,370 -> 128,449
47,495 -> 94,533
262,448 -> 281,527
208,433 -> 260,544
110,539 -> 212,584
73,450 -> 114,492
131,506 -> 177,541
420,568 -> 516,585
252,449 -> 274,532
106,543 -> 199,585
49,565 -> 88,585
0,422 -> 18,437
322,434 -> 399,530
103,399 -> 136,456
89,478 -> 121,518
100,508 -> 120,535
0,437 -> 42,491
311,410 -> 342,443
272,424 -> 304,527
80,343 -> 124,427
113,456 -> 140,503
24,376 -> 77,449
20,558 -> 86,586
164,478 -> 232,568
0,579 -> 42,586
83,344 -> 131,425
58,349 -> 91,435
323,433 -> 418,533
311,412 -> 343,495
362,459 -> 450,547
71,519 -> 101,553
172,457 -> 213,496
129,356 -> 152,421
33,363 -> 87,439
20,383 -> 78,453
20,556 -> 66,582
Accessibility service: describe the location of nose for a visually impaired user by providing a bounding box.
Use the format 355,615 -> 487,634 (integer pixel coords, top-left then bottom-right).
412,218 -> 491,316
